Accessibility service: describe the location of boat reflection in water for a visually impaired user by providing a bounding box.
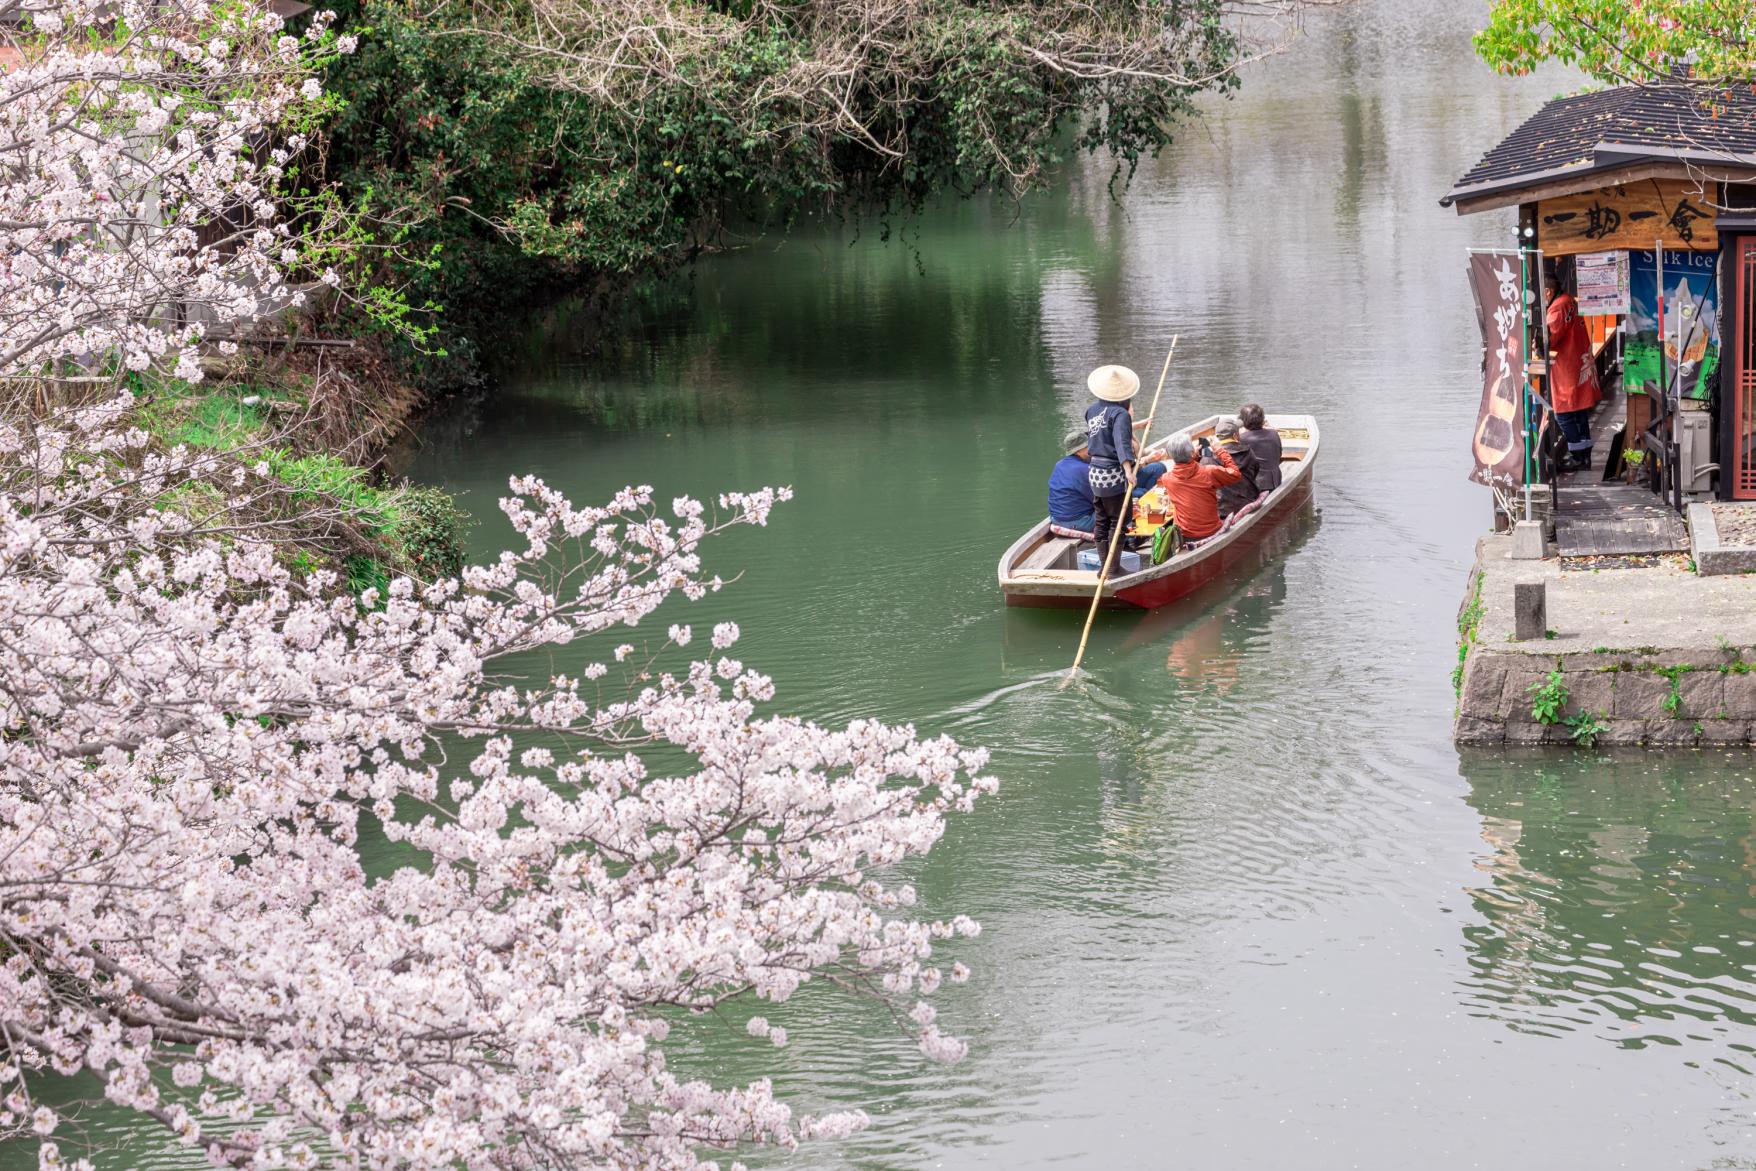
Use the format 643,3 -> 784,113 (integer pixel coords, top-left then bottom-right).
1458,751 -> 1756,1064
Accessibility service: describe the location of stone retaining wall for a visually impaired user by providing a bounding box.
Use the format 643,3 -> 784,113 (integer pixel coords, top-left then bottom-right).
1453,533 -> 1756,747
1456,644 -> 1756,746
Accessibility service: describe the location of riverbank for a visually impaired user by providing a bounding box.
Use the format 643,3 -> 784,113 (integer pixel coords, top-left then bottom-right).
128,332 -> 467,592
1455,532 -> 1756,746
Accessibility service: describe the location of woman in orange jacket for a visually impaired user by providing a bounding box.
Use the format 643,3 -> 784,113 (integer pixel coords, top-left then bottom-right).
1163,434 -> 1242,541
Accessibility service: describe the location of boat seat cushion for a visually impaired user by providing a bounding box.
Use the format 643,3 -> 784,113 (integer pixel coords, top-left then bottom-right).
1048,522 -> 1095,541
1220,496 -> 1265,533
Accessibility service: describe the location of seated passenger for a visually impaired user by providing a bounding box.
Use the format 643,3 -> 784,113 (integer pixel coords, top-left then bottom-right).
1210,418 -> 1263,519
1237,402 -> 1283,492
1164,433 -> 1241,542
1048,428 -> 1166,540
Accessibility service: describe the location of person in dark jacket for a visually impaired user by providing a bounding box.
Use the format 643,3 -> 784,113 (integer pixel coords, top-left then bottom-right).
1237,403 -> 1283,492
1209,418 -> 1263,519
1083,364 -> 1141,569
1048,428 -> 1165,538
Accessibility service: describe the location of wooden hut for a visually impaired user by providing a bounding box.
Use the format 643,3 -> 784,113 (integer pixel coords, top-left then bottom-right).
1443,75 -> 1756,552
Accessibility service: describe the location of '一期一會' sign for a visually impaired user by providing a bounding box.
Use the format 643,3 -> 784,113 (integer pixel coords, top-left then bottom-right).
1537,180 -> 1717,257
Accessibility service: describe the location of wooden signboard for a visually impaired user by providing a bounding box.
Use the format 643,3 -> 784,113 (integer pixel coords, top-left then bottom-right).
1537,180 -> 1717,257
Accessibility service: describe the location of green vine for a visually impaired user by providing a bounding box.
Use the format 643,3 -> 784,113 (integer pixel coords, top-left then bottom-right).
1454,570 -> 1485,697
1565,710 -> 1607,748
1655,665 -> 1687,714
1526,669 -> 1606,748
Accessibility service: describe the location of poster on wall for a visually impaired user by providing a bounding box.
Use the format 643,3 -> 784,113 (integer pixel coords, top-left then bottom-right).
1467,252 -> 1527,488
1626,248 -> 1720,401
1575,250 -> 1630,316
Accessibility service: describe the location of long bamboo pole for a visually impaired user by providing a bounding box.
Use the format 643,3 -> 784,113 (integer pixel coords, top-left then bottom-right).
1065,337 -> 1179,679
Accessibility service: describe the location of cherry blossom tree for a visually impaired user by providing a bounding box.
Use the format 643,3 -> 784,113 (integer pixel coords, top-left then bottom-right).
0,0 -> 369,387
0,395 -> 995,1169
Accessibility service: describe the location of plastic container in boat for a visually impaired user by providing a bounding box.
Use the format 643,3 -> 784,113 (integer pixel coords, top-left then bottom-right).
1077,549 -> 1142,573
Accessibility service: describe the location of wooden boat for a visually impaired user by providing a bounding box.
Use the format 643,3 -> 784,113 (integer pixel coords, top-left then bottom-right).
997,414 -> 1319,609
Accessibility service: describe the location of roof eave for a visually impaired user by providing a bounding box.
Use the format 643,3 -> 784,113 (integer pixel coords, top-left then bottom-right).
1593,141 -> 1756,169
1440,160 -> 1607,212
1443,151 -> 1756,215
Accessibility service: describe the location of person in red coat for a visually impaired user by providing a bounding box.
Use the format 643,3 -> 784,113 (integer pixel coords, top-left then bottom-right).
1546,281 -> 1603,471
1164,433 -> 1242,541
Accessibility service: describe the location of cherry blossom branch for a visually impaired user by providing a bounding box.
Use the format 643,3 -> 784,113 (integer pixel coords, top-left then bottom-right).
2,394 -> 995,1170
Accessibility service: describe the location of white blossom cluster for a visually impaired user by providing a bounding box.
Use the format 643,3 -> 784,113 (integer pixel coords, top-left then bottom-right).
0,0 -> 349,381
0,397 -> 996,1169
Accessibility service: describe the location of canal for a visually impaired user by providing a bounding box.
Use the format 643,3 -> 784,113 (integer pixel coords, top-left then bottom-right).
22,1 -> 1756,1169
391,4 -> 1756,1166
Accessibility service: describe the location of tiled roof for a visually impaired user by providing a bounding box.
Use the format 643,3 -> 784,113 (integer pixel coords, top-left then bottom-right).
1600,81 -> 1756,158
1444,80 -> 1756,207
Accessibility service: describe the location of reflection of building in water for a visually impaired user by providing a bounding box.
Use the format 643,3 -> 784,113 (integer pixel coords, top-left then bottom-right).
1458,759 -> 1756,1056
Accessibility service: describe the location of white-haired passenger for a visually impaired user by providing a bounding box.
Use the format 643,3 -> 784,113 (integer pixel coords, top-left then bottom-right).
1164,431 -> 1241,541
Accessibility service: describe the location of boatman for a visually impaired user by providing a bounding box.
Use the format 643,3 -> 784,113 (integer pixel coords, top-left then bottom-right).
1544,276 -> 1602,471
1084,364 -> 1142,570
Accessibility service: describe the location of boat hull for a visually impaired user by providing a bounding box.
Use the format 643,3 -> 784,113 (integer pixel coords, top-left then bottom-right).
1002,477 -> 1314,609
997,413 -> 1319,611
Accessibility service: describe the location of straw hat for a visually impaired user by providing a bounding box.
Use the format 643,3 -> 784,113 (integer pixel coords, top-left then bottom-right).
1087,364 -> 1140,403
1063,427 -> 1090,455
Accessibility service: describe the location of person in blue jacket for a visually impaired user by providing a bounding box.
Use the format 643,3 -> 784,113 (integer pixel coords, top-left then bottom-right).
1048,427 -> 1165,538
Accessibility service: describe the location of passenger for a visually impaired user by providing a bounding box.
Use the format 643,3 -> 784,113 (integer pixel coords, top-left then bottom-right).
1545,276 -> 1602,471
1047,430 -> 1099,538
1164,433 -> 1242,542
1083,364 -> 1142,570
1210,418 -> 1263,519
1236,403 -> 1283,492
1047,428 -> 1167,539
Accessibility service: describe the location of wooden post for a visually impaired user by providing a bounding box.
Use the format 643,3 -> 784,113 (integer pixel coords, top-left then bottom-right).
1514,581 -> 1547,641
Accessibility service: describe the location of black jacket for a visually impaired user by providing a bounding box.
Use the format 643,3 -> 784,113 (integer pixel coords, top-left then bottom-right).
1213,440 -> 1263,517
1239,427 -> 1283,491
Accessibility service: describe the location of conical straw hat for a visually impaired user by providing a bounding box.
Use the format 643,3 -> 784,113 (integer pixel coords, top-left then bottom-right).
1087,364 -> 1140,402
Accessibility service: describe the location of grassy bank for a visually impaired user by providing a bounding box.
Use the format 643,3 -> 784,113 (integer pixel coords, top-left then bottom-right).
129,346 -> 468,596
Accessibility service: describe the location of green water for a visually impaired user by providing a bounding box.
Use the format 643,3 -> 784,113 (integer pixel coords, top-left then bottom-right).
24,2 -> 1756,1169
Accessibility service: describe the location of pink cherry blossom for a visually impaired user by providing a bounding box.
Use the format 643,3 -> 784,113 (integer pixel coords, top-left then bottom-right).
0,0 -> 357,385
0,397 -> 995,1169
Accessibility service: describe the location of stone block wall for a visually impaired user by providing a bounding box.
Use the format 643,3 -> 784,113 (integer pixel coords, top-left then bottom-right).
1456,646 -> 1756,747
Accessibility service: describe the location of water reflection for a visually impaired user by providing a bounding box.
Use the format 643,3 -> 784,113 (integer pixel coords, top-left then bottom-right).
1460,751 -> 1756,1065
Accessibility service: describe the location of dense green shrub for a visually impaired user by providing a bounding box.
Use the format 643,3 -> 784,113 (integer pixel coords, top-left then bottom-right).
385,485 -> 471,580
127,375 -> 471,592
320,0 -> 1259,369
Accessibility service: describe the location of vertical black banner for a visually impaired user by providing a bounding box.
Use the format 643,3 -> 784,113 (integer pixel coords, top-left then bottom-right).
1469,253 -> 1526,489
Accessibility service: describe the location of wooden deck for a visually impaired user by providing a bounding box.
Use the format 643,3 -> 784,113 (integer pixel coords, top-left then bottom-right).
1552,383 -> 1687,557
